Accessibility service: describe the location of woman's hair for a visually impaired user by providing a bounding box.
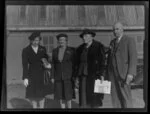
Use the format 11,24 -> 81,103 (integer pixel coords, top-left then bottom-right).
28,31 -> 42,41
56,33 -> 68,41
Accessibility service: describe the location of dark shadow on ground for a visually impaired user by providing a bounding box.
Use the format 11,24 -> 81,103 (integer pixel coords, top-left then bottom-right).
45,99 -> 79,108
9,97 -> 33,109
9,97 -> 79,109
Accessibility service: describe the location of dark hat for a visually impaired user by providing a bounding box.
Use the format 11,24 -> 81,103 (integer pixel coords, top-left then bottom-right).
56,33 -> 68,40
80,29 -> 96,38
28,31 -> 41,41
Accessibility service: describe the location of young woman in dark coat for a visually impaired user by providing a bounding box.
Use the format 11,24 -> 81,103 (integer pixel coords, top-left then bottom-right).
22,32 -> 51,108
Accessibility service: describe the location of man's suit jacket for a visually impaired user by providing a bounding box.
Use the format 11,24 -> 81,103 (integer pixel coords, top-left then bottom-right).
108,35 -> 137,80
52,46 -> 76,81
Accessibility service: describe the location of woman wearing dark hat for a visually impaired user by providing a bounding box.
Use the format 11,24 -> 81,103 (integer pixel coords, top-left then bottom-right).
51,33 -> 76,108
22,31 -> 51,108
75,29 -> 106,108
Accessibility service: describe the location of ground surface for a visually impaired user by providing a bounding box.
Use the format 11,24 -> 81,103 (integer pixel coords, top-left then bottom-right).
6,83 -> 145,109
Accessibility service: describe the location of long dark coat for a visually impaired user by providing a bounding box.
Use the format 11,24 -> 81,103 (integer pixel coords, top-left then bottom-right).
76,40 -> 106,106
52,46 -> 76,100
22,44 -> 48,100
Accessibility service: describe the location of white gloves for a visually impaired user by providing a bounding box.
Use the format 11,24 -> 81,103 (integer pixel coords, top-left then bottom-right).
42,58 -> 51,69
44,63 -> 51,69
24,78 -> 29,87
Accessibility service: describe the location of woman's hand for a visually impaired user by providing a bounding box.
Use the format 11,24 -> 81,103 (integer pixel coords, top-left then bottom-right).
24,78 -> 29,87
44,63 -> 51,69
42,58 -> 51,69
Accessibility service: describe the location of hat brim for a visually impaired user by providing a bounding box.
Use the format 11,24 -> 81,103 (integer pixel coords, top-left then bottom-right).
56,34 -> 68,40
80,32 -> 96,38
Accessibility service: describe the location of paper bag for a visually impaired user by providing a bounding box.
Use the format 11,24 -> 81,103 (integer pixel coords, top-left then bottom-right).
94,79 -> 111,94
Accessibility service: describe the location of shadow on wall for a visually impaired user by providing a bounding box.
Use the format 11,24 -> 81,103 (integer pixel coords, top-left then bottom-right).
9,97 -> 33,109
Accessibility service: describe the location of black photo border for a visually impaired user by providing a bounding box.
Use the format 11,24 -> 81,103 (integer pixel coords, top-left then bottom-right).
1,0 -> 149,112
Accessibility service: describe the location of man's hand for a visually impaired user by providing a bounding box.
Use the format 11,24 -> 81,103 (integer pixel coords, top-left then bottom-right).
100,76 -> 104,83
24,79 -> 29,87
51,78 -> 54,84
126,74 -> 133,85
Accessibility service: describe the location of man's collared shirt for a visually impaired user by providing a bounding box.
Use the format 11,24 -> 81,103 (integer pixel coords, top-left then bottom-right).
117,34 -> 123,43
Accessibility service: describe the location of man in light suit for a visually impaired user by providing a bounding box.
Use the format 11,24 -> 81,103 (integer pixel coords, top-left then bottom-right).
107,22 -> 137,108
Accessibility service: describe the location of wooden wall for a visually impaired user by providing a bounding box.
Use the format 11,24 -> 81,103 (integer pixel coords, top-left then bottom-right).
6,5 -> 145,28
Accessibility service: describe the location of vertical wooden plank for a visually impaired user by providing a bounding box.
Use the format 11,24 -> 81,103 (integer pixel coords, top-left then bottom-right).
123,5 -> 137,26
47,5 -> 59,27
47,5 -> 54,26
73,5 -> 79,26
50,6 -> 55,26
87,5 -> 98,26
66,5 -> 78,27
85,5 -> 91,26
78,5 -> 86,26
19,5 -> 27,25
65,5 -> 70,26
105,5 -> 117,26
38,5 -> 47,26
6,6 -> 20,27
35,5 -> 39,26
6,6 -> 13,27
115,5 -> 127,25
45,5 -> 49,26
97,5 -> 106,26
59,5 -> 66,26
15,6 -> 20,27
26,5 -> 39,27
135,5 -> 144,26
53,5 -> 60,27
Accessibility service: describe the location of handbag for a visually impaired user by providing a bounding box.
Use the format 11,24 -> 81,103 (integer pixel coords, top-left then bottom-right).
44,69 -> 51,85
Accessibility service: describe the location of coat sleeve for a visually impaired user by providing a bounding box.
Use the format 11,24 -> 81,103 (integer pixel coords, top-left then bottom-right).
73,46 -> 82,79
106,40 -> 114,66
71,47 -> 77,79
22,48 -> 29,80
51,50 -> 55,79
43,47 -> 49,60
97,43 -> 106,77
127,37 -> 137,77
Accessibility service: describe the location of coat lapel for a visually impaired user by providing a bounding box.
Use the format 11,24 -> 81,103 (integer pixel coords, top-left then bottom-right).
114,35 -> 126,52
29,45 -> 37,55
56,47 -> 69,62
55,47 -> 59,61
62,47 -> 69,61
30,45 -> 40,55
37,45 -> 43,55
88,40 -> 95,54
